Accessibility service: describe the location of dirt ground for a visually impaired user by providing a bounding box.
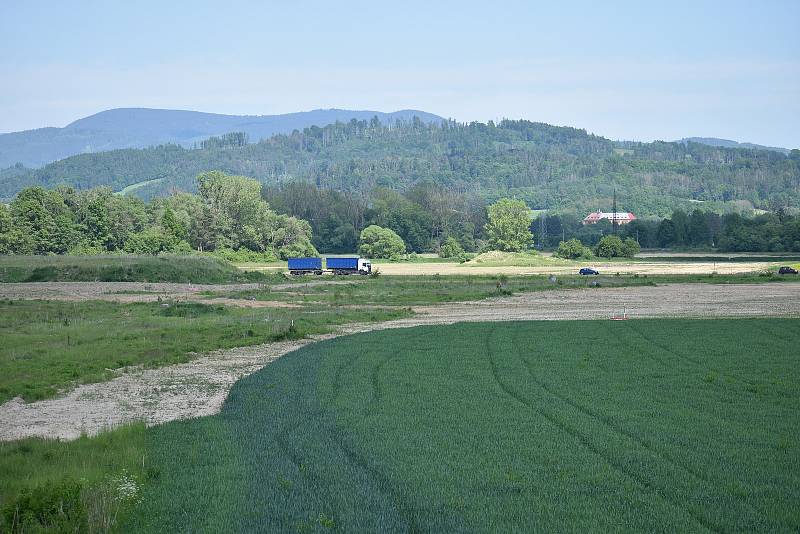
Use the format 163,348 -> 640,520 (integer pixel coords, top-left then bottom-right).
2,282 -> 799,441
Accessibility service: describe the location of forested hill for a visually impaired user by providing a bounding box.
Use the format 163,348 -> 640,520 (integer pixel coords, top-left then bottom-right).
2,118 -> 799,216
0,107 -> 443,168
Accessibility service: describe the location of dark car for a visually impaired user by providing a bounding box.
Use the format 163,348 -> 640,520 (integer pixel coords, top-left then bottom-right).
579,268 -> 599,275
778,266 -> 798,275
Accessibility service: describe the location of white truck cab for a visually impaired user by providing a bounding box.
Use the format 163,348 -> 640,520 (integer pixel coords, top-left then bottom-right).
358,258 -> 372,274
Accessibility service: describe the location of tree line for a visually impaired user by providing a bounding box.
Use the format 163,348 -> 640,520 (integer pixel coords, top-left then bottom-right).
0,171 -> 317,259
264,180 -> 800,255
535,209 -> 800,252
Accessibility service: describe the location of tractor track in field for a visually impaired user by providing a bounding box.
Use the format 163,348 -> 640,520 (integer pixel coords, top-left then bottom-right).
507,329 -> 776,530
486,326 -> 721,533
1,283 -> 799,441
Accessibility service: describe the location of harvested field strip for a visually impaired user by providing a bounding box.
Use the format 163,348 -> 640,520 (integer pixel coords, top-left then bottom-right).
125,319 -> 800,532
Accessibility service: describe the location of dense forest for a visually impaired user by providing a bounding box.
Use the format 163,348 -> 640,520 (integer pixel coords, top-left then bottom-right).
0,108 -> 444,168
2,118 -> 798,217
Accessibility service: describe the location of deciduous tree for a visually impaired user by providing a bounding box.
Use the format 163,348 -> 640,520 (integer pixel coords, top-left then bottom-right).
484,198 -> 533,252
358,225 -> 406,259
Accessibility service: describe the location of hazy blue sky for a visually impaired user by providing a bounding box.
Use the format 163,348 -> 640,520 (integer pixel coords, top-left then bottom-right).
1,0 -> 798,146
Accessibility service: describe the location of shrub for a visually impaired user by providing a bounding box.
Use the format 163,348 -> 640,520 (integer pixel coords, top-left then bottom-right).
439,236 -> 465,258
277,239 -> 319,260
2,479 -> 86,533
123,229 -> 183,255
67,243 -> 107,256
358,225 -> 406,259
213,248 -> 279,263
595,235 -> 624,258
171,241 -> 194,254
621,237 -> 641,258
554,239 -> 593,260
595,235 -> 640,258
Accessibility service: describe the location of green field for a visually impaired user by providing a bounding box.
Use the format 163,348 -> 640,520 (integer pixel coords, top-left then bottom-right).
0,255 -> 271,283
113,319 -> 799,532
0,300 -> 409,403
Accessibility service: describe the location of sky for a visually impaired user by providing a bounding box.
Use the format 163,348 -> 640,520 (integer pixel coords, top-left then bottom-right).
1,0 -> 799,147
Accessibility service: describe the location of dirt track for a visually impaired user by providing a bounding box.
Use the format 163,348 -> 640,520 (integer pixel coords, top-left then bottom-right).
1,283 -> 799,441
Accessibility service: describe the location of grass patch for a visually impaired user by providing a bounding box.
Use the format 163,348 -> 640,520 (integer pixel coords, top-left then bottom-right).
371,254 -> 472,264
122,319 -> 800,531
230,261 -> 287,272
0,255 -> 272,283
0,423 -> 147,532
115,177 -> 167,196
466,250 -> 571,267
0,299 -> 411,403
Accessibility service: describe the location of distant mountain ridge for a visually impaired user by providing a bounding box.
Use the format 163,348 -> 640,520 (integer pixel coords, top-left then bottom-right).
0,107 -> 444,168
678,137 -> 790,155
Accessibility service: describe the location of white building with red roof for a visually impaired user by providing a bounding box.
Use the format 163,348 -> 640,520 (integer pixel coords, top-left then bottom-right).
582,211 -> 637,225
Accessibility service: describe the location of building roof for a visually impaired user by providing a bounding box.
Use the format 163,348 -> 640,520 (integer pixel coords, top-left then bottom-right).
583,211 -> 637,222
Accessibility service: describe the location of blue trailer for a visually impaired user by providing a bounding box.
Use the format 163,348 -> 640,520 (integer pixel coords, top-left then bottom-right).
326,257 -> 372,275
287,257 -> 323,275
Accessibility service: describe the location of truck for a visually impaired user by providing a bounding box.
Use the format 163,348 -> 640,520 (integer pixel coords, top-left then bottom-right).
287,257 -> 323,275
326,257 -> 372,275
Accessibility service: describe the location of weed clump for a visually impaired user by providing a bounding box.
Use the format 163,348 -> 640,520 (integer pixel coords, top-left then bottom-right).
1,479 -> 85,532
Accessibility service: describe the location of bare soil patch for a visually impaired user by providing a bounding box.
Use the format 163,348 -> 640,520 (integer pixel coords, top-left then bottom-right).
1,283 -> 798,441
